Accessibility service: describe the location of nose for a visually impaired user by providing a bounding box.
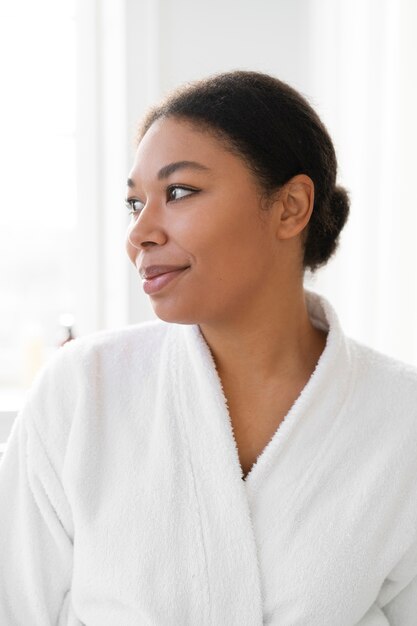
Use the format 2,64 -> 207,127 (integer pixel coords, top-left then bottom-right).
125,200 -> 168,254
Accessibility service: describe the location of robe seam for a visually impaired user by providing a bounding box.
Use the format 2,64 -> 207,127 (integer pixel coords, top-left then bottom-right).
24,415 -> 74,543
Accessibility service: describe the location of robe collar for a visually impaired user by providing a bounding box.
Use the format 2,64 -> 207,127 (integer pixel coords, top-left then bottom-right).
168,288 -> 353,624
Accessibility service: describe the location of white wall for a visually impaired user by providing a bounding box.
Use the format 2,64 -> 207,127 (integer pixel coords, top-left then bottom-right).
306,0 -> 417,363
157,0 -> 312,94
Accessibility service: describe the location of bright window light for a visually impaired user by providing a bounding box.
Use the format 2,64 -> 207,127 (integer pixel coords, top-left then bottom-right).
0,0 -> 78,394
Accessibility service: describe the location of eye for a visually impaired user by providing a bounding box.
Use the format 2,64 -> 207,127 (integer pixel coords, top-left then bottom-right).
125,198 -> 144,215
167,185 -> 198,201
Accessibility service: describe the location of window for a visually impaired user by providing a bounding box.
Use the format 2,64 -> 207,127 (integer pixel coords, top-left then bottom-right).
0,1 -> 79,400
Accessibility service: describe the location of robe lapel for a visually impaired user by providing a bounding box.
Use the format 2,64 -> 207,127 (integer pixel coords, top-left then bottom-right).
170,321 -> 264,626
244,288 -> 353,501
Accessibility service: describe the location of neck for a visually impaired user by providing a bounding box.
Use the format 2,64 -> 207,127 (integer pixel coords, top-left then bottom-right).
198,284 -> 327,386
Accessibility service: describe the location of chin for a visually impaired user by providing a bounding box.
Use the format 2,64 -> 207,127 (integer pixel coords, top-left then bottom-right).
150,302 -> 201,326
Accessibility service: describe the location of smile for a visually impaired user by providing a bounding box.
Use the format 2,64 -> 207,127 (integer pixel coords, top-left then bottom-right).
142,267 -> 190,295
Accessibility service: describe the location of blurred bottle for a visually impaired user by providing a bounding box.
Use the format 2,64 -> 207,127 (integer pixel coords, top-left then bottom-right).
59,313 -> 76,347
21,322 -> 45,388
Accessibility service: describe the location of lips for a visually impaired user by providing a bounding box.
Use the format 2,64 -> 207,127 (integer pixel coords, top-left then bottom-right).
140,264 -> 191,279
142,265 -> 190,295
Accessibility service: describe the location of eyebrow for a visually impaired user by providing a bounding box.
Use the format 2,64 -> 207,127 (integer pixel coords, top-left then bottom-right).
127,160 -> 211,188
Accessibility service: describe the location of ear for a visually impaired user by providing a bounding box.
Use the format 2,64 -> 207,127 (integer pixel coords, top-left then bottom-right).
275,174 -> 315,240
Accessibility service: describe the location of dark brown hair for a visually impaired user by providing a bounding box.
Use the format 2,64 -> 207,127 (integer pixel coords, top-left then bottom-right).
137,70 -> 350,274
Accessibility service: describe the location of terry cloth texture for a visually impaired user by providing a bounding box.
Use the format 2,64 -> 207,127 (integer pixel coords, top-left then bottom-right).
0,289 -> 417,625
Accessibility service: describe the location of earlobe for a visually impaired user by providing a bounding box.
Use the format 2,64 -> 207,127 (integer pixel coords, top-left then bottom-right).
277,175 -> 314,240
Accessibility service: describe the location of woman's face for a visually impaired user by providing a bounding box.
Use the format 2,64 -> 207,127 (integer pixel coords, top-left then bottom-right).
125,116 -> 284,326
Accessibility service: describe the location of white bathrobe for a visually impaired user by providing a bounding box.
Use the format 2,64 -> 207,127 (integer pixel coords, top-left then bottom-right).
1,289 -> 417,625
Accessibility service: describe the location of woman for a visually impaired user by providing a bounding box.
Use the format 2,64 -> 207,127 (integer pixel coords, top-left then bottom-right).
1,70 -> 416,625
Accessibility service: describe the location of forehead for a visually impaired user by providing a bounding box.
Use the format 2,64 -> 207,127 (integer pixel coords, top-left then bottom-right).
131,117 -> 233,176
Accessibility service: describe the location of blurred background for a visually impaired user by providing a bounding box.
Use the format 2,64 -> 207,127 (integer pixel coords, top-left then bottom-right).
1,0 -> 417,434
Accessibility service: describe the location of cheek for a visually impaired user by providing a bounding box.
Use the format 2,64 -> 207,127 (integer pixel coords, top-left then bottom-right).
193,213 -> 265,281
207,208 -> 265,254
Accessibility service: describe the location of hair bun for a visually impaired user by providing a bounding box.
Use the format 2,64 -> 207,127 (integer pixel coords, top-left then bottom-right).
304,184 -> 350,273
329,186 -> 350,235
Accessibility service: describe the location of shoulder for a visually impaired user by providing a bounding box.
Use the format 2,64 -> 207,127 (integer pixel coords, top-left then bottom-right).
22,318 -> 175,419
49,318 -> 174,375
63,318 -> 171,358
18,319 -> 177,460
346,336 -> 417,441
348,336 -> 417,398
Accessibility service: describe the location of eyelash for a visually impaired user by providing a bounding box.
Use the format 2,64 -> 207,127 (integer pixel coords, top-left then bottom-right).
125,185 -> 199,216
